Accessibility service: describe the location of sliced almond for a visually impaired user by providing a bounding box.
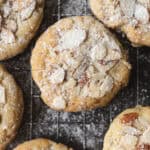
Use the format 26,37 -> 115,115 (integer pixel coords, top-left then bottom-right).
52,96 -> 66,110
120,134 -> 138,149
90,43 -> 107,61
1,28 -> 15,44
0,85 -> 5,104
134,116 -> 150,130
59,29 -> 86,50
88,72 -> 106,98
120,0 -> 136,17
6,20 -> 17,32
137,0 -> 150,6
13,0 -> 36,11
134,4 -> 149,24
20,0 -> 36,20
140,127 -> 150,144
94,60 -> 117,73
99,76 -> 114,97
121,112 -> 139,124
2,2 -> 12,18
122,126 -> 141,136
49,67 -> 65,84
63,78 -> 76,90
137,144 -> 150,150
89,80 -> 100,98
81,85 -> 89,97
105,49 -> 122,61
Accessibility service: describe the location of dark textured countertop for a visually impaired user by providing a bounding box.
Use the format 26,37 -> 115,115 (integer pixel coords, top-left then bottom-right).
3,0 -> 150,149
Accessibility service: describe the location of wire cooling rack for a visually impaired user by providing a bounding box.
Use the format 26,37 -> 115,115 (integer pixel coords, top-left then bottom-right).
3,0 -> 150,149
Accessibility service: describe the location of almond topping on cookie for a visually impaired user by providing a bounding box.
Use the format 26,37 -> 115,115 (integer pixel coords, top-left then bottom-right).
120,0 -> 136,17
2,2 -> 12,18
137,144 -> 150,150
123,126 -> 141,136
60,29 -> 86,50
91,43 -> 107,61
1,28 -> 15,44
137,0 -> 150,6
120,134 -> 138,149
134,117 -> 150,130
6,20 -> 17,32
99,76 -> 114,97
49,67 -> 65,84
0,85 -> 5,104
52,96 -> 66,109
140,127 -> 150,144
134,4 -> 149,24
20,0 -> 36,20
121,112 -> 139,124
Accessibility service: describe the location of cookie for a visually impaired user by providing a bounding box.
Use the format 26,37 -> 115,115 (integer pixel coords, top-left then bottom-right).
31,16 -> 131,112
89,0 -> 150,46
103,106 -> 150,150
0,65 -> 23,149
0,0 -> 44,60
14,138 -> 73,150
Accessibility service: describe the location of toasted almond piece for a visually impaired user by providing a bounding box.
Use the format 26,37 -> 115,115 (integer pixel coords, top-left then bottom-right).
13,0 -> 35,11
88,75 -> 103,98
140,127 -> 150,144
123,126 -> 141,136
121,112 -> 139,124
120,134 -> 138,149
49,68 -> 65,84
59,29 -> 86,50
134,116 -> 150,130
1,28 -> 15,44
81,85 -> 89,97
20,0 -> 36,20
2,2 -> 12,18
137,144 -> 150,150
94,60 -> 117,73
52,96 -> 66,110
120,0 -> 136,17
134,4 -> 149,24
63,78 -> 76,90
137,0 -> 150,6
99,76 -> 114,97
106,49 -> 122,61
6,20 -> 17,32
0,85 -> 5,104
91,43 -> 107,61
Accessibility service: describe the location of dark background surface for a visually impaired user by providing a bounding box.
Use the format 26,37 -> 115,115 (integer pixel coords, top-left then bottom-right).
3,0 -> 150,149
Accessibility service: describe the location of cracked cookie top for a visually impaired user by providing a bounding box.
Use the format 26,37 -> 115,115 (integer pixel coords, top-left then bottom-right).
31,16 -> 131,112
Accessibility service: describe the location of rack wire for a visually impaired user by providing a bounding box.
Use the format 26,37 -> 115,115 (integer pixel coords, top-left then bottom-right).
5,0 -> 150,149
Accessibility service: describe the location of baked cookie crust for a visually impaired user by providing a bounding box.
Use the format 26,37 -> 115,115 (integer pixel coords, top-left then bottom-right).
89,0 -> 150,46
31,16 -> 131,112
103,106 -> 150,150
14,138 -> 73,150
0,0 -> 44,60
0,65 -> 23,149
